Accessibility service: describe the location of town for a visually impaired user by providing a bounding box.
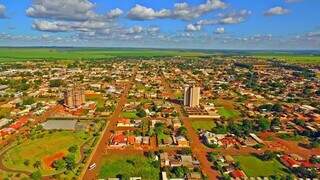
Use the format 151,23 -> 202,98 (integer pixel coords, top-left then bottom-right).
0,56 -> 318,180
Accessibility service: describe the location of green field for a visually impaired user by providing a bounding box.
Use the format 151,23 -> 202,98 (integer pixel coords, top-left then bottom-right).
190,119 -> 216,132
2,131 -> 89,175
121,111 -> 138,119
0,48 -> 208,61
217,107 -> 240,119
253,54 -> 320,64
99,154 -> 159,180
234,155 -> 288,177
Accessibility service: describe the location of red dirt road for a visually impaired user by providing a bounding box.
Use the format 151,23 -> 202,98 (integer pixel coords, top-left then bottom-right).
82,70 -> 137,180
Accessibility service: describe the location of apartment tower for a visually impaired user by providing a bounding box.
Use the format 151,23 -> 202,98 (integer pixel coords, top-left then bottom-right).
64,86 -> 85,108
183,85 -> 200,107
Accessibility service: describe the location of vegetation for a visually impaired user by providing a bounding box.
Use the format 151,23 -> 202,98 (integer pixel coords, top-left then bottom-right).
2,131 -> 89,175
99,154 -> 159,180
234,155 -> 288,177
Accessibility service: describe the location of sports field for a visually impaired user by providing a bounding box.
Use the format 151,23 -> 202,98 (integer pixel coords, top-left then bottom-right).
99,154 -> 159,180
2,131 -> 89,175
234,155 -> 288,177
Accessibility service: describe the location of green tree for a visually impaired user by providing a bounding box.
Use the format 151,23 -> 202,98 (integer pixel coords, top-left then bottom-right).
33,160 -> 41,169
30,170 -> 42,180
53,159 -> 66,170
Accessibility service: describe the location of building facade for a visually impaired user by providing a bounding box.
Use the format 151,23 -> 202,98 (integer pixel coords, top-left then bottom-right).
183,85 -> 200,107
64,86 -> 85,108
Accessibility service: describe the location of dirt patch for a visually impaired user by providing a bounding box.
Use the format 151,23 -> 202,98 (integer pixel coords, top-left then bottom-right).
43,152 -> 65,168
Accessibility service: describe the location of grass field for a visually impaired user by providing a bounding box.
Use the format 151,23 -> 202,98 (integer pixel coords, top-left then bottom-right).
99,154 -> 159,180
190,119 -> 216,132
217,107 -> 240,119
0,48 -> 208,61
121,111 -> 138,119
2,131 -> 89,175
234,155 -> 288,177
253,54 -> 320,64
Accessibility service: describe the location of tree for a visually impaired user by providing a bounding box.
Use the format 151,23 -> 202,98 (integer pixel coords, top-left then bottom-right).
256,118 -> 270,131
177,127 -> 187,137
33,160 -> 41,169
271,118 -> 281,127
24,159 -> 30,166
52,159 -> 66,170
64,154 -> 76,170
259,150 -> 277,161
49,79 -> 63,87
30,170 -> 41,180
68,145 -> 78,153
136,108 -> 146,118
22,97 -> 35,105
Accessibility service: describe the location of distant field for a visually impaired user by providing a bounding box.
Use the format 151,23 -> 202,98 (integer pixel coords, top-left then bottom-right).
251,53 -> 320,64
2,131 -> 89,175
0,48 -> 208,61
99,154 -> 159,180
234,155 -> 288,177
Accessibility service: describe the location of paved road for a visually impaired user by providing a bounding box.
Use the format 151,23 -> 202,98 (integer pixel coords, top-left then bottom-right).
161,72 -> 220,180
82,69 -> 137,180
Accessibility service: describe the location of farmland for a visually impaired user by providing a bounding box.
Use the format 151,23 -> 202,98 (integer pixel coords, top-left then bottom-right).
0,48 -> 209,61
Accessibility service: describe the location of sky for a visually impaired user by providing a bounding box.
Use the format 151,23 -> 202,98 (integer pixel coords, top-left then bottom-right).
0,0 -> 319,49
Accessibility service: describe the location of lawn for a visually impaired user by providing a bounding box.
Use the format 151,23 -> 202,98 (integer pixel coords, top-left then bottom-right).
217,107 -> 240,119
85,94 -> 105,111
190,119 -> 216,132
234,155 -> 288,177
99,154 -> 159,180
2,131 -> 89,175
121,111 -> 138,119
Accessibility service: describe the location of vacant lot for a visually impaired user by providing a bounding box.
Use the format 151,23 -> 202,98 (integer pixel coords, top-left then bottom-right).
99,154 -> 159,180
190,119 -> 216,132
2,131 -> 89,175
121,111 -> 138,119
217,107 -> 240,119
234,155 -> 288,177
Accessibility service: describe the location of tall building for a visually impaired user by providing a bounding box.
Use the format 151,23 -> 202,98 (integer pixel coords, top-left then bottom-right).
183,85 -> 200,107
64,86 -> 85,108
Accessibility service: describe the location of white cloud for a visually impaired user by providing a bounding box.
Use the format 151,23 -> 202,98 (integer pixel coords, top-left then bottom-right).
127,5 -> 170,20
106,8 -> 123,19
32,20 -> 108,32
215,27 -> 225,34
264,6 -> 289,16
26,0 -> 122,21
127,26 -> 143,34
0,4 -> 6,18
197,10 -> 251,26
127,0 -> 226,21
186,24 -> 201,31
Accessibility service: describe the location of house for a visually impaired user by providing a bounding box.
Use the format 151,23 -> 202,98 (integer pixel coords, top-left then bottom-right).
280,155 -> 300,168
117,118 -> 133,127
176,136 -> 189,147
160,153 -> 170,167
230,170 -> 247,179
112,134 -> 127,146
180,155 -> 193,169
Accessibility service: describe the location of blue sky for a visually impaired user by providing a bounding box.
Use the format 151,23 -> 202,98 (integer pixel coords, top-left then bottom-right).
0,0 -> 319,49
